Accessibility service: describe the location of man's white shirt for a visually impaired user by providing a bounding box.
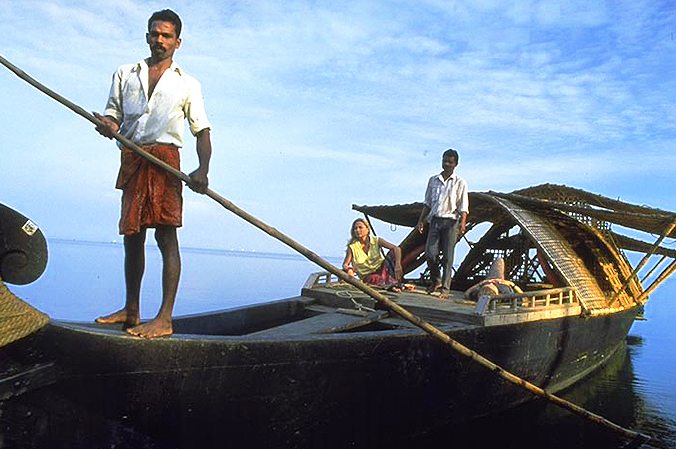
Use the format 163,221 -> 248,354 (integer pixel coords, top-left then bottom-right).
104,59 -> 211,148
423,173 -> 469,221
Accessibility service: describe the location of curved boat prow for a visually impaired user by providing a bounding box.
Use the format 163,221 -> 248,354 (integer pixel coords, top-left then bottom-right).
0,203 -> 50,351
0,203 -> 48,286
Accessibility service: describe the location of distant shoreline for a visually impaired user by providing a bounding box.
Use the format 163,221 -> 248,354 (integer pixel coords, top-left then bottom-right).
47,238 -> 342,264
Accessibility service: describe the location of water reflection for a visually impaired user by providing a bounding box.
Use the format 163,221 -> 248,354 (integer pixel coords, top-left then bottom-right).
410,336 -> 675,449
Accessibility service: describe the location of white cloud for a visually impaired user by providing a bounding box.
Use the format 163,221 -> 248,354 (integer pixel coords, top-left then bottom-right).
2,0 -> 676,257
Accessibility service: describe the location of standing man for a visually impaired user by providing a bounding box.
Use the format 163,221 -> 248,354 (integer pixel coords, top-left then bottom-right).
94,9 -> 213,338
416,149 -> 469,297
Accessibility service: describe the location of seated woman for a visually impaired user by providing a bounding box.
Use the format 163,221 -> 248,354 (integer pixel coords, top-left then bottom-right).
342,218 -> 403,291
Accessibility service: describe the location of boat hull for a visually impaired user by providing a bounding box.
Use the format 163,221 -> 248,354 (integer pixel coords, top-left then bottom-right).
0,297 -> 639,448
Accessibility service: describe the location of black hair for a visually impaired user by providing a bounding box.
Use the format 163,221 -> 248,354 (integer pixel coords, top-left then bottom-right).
442,148 -> 459,163
148,9 -> 182,38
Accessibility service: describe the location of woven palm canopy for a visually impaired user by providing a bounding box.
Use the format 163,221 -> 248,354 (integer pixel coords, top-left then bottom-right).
353,183 -> 676,258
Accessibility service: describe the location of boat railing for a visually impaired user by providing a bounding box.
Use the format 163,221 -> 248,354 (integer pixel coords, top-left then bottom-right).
303,271 -> 341,289
475,286 -> 579,316
303,273 -> 582,323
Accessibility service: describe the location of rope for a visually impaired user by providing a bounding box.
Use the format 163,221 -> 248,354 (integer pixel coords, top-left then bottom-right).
336,289 -> 376,313
0,279 -> 49,347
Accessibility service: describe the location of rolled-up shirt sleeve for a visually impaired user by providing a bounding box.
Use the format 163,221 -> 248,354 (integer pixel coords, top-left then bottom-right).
103,68 -> 124,123
458,179 -> 469,214
184,78 -> 211,136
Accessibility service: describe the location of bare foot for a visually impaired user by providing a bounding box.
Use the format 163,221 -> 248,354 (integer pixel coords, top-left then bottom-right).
426,283 -> 442,294
96,309 -> 140,328
126,318 -> 173,339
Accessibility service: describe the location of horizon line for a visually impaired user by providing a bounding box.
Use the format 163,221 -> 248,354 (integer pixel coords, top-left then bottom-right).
46,237 -> 343,262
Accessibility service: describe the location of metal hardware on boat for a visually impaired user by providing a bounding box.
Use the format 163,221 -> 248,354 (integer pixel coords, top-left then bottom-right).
335,289 -> 376,314
336,308 -> 368,317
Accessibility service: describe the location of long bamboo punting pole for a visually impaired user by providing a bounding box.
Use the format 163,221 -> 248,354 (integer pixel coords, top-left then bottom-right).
0,53 -> 650,447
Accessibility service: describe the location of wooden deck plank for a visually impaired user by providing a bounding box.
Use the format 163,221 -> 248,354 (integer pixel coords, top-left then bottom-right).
248,309 -> 388,337
303,284 -> 482,325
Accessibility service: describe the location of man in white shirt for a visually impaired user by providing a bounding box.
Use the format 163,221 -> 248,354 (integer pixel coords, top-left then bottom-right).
416,149 -> 469,296
94,9 -> 213,338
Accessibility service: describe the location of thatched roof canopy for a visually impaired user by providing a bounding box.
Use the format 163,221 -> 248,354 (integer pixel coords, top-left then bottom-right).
353,183 -> 676,255
508,184 -> 676,238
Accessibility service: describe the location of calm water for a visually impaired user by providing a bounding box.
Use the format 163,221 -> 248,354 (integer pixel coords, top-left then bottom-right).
2,239 -> 676,448
11,239 -> 334,321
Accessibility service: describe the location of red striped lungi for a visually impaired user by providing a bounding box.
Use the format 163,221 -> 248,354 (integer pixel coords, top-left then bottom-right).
115,144 -> 182,236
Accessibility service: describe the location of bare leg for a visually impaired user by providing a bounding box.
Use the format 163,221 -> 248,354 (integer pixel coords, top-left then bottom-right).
126,226 -> 179,338
96,231 -> 145,328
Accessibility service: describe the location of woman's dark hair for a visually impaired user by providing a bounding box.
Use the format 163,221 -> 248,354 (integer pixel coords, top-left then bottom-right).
148,9 -> 182,38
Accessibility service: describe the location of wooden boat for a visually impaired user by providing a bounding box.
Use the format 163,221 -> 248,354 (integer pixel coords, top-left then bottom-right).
1,184 -> 675,447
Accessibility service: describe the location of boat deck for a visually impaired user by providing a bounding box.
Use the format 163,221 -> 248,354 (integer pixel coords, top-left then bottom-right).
304,283 -> 477,324
49,273 -> 584,340
301,272 -> 584,329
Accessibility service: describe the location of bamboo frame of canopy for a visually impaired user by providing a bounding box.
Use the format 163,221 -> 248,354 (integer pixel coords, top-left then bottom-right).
638,258 -> 676,304
610,220 -> 676,304
0,53 -> 651,448
642,254 -> 668,284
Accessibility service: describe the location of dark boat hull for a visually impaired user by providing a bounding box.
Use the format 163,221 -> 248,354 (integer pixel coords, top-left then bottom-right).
0,297 -> 639,448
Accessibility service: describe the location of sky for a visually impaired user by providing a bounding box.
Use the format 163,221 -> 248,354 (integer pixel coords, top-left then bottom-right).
2,0 -> 676,260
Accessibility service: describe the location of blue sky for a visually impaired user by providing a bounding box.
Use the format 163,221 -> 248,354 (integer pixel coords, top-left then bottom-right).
2,0 -> 676,258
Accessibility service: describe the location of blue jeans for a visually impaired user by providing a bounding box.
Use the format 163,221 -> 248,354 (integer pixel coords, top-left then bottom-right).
425,217 -> 459,292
